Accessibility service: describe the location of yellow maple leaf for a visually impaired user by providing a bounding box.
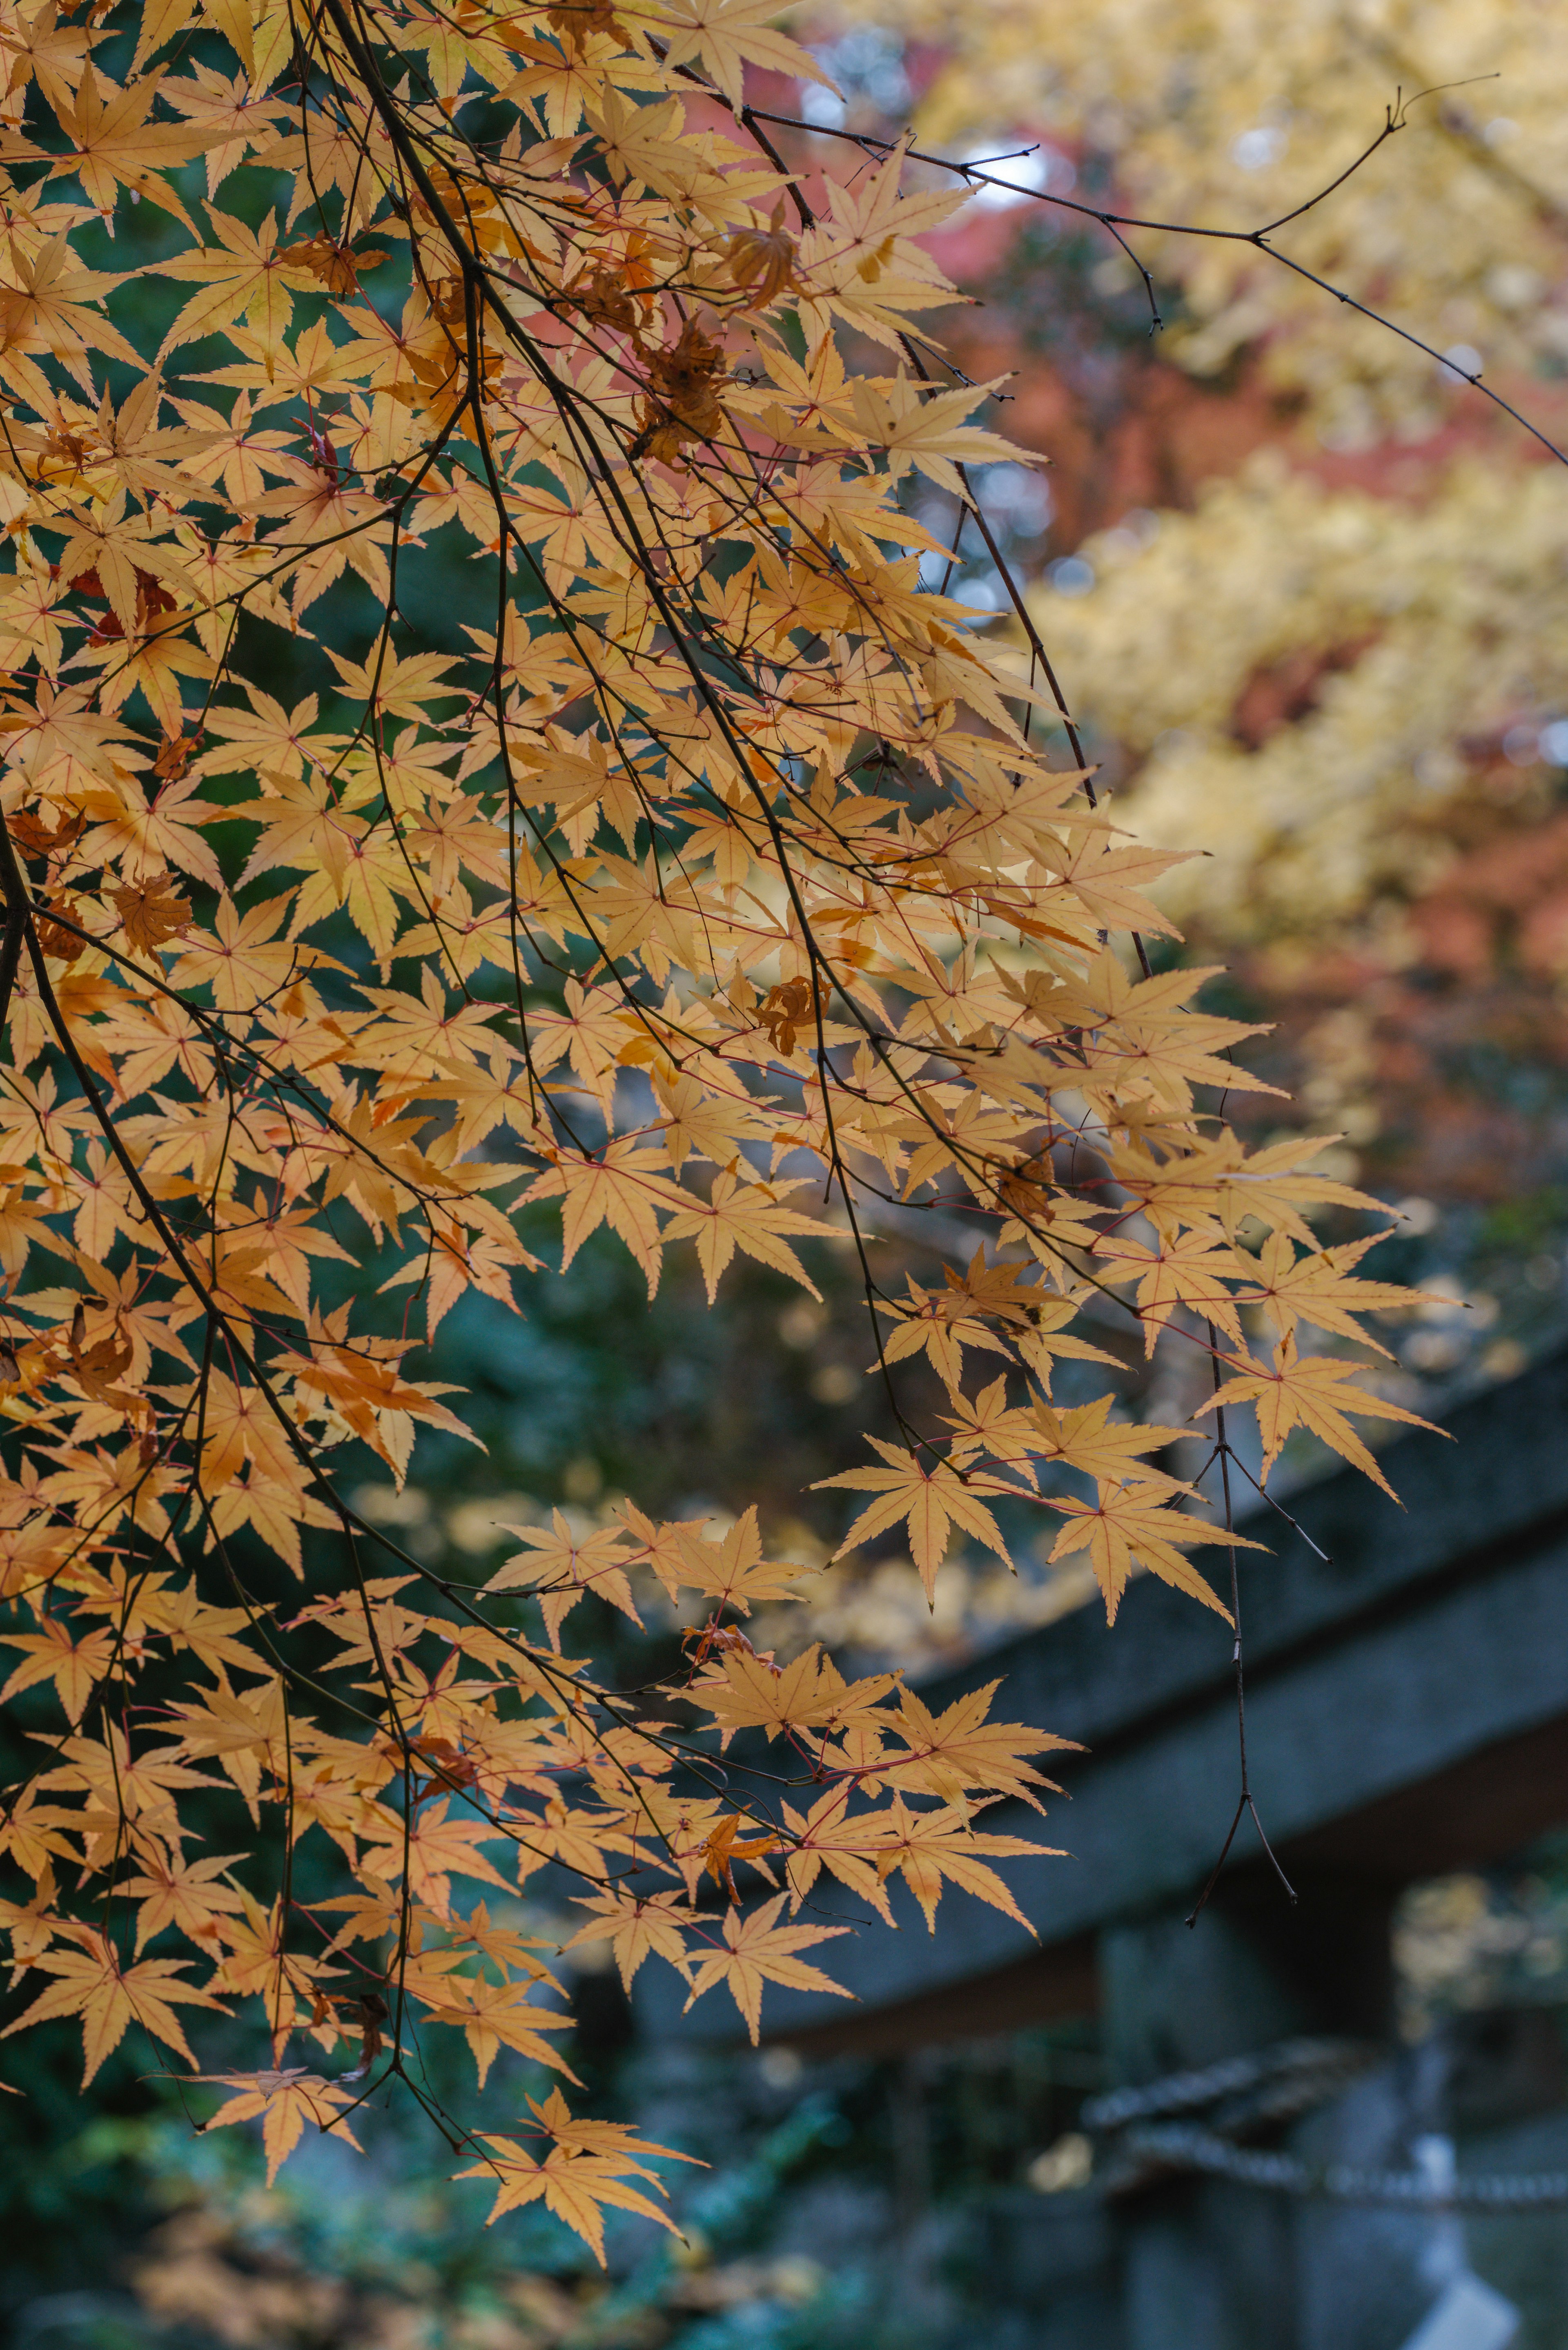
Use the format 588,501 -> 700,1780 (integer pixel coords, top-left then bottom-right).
197,2068 -> 363,2186
686,1641 -> 897,1743
681,1892 -> 851,2043
484,1509 -> 642,1650
873,1796 -> 1059,1933
419,1972 -> 577,2090
849,374 -> 1037,500
0,1613 -> 115,1726
456,2089 -> 695,2261
562,1889 -> 695,1991
655,0 -> 837,109
1049,1484 -> 1260,1623
1239,1231 -> 1432,1356
526,1141 -> 682,1299
1028,1393 -> 1193,1492
1198,1330 -> 1445,1496
881,1683 -> 1076,1814
1,1928 -> 227,2084
660,1167 -> 833,1302
817,1436 -> 1012,1596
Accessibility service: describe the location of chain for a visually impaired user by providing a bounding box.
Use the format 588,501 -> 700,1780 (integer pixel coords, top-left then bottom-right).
1124,2122 -> 1568,2210
1081,2037 -> 1373,2133
1083,2035 -> 1568,2210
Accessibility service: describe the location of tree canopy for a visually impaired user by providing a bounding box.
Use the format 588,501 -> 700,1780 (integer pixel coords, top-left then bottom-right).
0,0 -> 1449,2251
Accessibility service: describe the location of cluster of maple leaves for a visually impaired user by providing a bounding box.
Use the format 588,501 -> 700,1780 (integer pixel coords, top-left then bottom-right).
0,0 -> 1428,2258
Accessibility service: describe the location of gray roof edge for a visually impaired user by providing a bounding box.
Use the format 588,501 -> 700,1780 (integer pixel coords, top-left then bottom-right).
908,1346 -> 1568,1752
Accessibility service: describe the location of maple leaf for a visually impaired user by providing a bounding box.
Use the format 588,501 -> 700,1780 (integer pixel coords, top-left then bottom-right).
756,977 -> 813,1057
797,140 -> 969,347
660,1168 -> 833,1302
160,1674 -> 285,1815
205,1892 -> 338,2052
628,1502 -> 812,1614
881,1684 -> 1076,1814
0,1612 -> 116,1725
156,204 -> 318,359
685,1643 -> 896,1743
779,1787 -> 899,1924
51,492 -> 196,639
45,65 -> 215,227
562,1890 -> 694,1991
0,3 -> 92,114
111,875 -> 191,954
1,1929 -> 228,2083
681,1893 -> 851,2043
456,2089 -> 697,2260
816,1437 -> 1012,1597
443,1901 -> 561,1989
1027,1394 -> 1192,1494
230,770 -> 365,903
197,2068 -> 363,2186
1198,1331 -> 1444,1496
360,1794 -> 511,1920
158,63 -> 287,191
1093,1228 -> 1246,1355
1238,1231 -> 1431,1356
1118,1130 -> 1391,1248
701,1808 -> 784,1899
484,1510 -> 641,1651
118,1847 -> 248,1953
200,686 -> 335,782
166,890 -> 307,1012
875,1797 -> 1059,1933
0,234 -> 141,383
525,1142 -> 682,1300
0,1866 -> 64,1974
651,1066 -> 766,1172
656,0 -> 837,106
421,1972 -> 578,2090
850,375 -> 1038,501
1049,1485 -> 1262,1623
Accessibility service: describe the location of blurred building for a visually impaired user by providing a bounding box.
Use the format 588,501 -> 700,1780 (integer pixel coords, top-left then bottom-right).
639,1351 -> 1568,2350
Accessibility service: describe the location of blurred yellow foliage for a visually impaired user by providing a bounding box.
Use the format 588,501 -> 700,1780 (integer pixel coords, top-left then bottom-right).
800,0 -> 1568,1244
830,0 -> 1568,439
1024,453 -> 1568,942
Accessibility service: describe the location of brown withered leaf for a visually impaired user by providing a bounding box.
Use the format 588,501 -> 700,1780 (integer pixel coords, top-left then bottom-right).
9,808 -> 85,860
758,977 -> 812,1056
725,201 -> 800,308
153,731 -> 203,782
279,234 -> 388,299
68,1321 -> 137,1411
570,260 -> 646,337
112,876 -> 192,953
633,319 -> 728,464
341,1990 -> 388,2080
546,0 -> 627,48
996,1154 -> 1056,1221
34,896 -> 86,961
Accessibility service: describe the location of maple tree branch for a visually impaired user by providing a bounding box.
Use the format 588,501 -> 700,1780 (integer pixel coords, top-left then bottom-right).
1187,1323 -> 1297,1926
